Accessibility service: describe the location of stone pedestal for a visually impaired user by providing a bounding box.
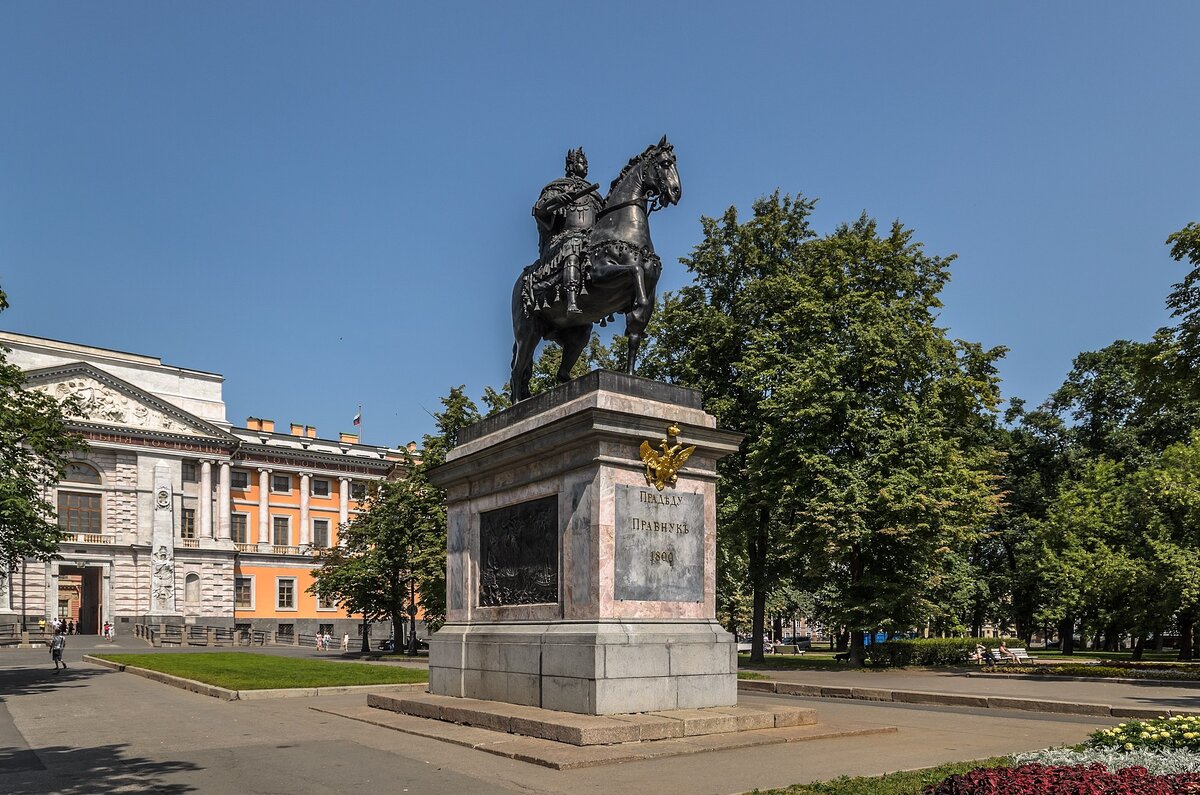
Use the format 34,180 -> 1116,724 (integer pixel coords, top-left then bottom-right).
427,371 -> 742,715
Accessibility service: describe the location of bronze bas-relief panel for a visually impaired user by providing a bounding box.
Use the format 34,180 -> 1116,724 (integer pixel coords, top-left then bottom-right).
478,495 -> 559,606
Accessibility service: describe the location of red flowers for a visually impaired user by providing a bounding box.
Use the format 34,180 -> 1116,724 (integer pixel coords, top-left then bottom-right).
925,763 -> 1200,794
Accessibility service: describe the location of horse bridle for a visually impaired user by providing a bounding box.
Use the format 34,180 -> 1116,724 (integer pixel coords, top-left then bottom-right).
596,153 -> 674,219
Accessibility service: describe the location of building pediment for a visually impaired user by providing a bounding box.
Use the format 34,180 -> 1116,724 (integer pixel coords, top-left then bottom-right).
24,363 -> 237,442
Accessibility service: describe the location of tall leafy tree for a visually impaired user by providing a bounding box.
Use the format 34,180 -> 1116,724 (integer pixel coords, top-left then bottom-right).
0,288 -> 85,581
644,194 -> 1004,665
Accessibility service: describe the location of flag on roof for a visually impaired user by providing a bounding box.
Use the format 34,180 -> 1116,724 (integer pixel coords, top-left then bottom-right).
353,405 -> 361,427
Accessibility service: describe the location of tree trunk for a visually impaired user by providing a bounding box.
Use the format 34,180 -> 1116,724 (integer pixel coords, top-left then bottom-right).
749,583 -> 767,663
1131,635 -> 1145,661
848,629 -> 866,668
836,628 -> 849,652
359,616 -> 370,654
1059,616 -> 1074,656
1179,613 -> 1195,662
971,620 -> 983,638
772,616 -> 783,643
1154,632 -> 1164,652
747,507 -> 771,664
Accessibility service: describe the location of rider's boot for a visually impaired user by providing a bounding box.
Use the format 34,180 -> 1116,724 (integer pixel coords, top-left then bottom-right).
565,259 -> 583,313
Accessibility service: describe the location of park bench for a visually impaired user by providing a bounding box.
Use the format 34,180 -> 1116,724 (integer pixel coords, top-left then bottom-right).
772,644 -> 804,655
989,647 -> 1032,665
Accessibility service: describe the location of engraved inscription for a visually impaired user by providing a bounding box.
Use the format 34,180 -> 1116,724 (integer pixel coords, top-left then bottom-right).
479,495 -> 558,607
614,483 -> 704,602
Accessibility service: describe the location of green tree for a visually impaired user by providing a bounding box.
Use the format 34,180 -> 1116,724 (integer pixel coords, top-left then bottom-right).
309,462 -> 444,653
644,194 -> 1004,665
0,288 -> 85,581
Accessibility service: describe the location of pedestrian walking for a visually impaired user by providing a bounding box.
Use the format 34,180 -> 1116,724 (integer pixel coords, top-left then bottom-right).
50,627 -> 67,673
323,631 -> 332,652
67,619 -> 75,635
316,633 -> 324,651
341,633 -> 349,651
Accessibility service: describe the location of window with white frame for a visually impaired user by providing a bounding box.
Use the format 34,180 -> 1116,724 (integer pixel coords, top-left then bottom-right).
271,473 -> 291,493
230,513 -> 249,544
234,576 -> 254,609
276,578 -> 296,610
272,517 -> 290,546
311,478 -> 330,498
318,593 -> 337,610
312,519 -> 330,548
58,492 -> 101,534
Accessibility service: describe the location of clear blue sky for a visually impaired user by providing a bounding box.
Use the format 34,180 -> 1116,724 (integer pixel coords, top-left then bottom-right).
3,3 -> 1198,446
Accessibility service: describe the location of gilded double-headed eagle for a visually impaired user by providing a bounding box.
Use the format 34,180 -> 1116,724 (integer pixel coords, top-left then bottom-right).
639,424 -> 696,491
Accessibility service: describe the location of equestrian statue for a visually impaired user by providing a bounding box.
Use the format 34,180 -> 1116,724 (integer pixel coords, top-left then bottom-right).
511,136 -> 681,401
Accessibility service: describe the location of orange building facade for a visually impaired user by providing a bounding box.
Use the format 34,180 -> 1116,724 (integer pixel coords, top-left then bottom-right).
0,331 -> 406,640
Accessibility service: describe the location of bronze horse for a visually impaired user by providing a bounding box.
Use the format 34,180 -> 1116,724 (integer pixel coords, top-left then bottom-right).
510,137 -> 681,401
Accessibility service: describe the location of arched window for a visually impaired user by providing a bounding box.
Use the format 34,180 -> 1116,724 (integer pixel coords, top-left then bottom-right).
185,573 -> 201,603
63,462 -> 101,484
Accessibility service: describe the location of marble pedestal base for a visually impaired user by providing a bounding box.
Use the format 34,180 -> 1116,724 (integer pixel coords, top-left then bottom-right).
427,371 -> 742,716
429,620 -> 736,715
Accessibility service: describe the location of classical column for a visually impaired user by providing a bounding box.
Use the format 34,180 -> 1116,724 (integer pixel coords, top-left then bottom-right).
338,477 -> 350,530
198,460 -> 214,538
217,462 -> 232,540
257,468 -> 270,544
299,472 -> 311,547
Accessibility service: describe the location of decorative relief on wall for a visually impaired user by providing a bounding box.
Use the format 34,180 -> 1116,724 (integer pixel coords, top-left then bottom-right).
151,544 -> 176,612
33,377 -> 205,436
478,495 -> 558,607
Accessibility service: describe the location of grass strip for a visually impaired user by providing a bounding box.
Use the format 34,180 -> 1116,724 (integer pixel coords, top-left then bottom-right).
750,756 -> 1011,794
95,652 -> 428,690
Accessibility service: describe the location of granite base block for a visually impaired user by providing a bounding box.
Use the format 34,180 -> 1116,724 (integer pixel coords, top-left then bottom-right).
429,620 -> 737,715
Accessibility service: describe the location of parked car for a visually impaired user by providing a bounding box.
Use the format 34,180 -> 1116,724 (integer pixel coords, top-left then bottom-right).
377,638 -> 395,651
781,636 -> 813,650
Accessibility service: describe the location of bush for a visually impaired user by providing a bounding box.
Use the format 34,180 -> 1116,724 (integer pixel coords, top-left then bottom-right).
924,763 -> 1200,794
1088,717 -> 1200,753
867,637 -> 1022,668
976,663 -> 1200,681
1014,746 -> 1200,776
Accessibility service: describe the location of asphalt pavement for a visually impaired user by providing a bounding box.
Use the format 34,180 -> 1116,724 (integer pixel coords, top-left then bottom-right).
0,644 -> 1137,794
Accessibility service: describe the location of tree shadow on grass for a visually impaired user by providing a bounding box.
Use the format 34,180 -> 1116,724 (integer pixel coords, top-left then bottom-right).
0,742 -> 200,793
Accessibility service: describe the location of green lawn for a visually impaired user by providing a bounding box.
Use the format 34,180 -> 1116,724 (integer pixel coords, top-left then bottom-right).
751,757 -> 1011,794
96,652 -> 429,690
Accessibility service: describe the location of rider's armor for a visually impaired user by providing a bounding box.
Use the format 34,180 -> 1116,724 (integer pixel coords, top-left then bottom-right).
532,148 -> 600,313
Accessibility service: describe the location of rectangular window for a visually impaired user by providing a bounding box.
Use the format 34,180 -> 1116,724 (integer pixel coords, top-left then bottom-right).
234,576 -> 253,608
271,474 -> 291,493
351,482 -> 367,500
230,513 -> 248,544
311,479 -> 330,498
318,593 -> 336,610
278,623 -> 294,638
277,579 -> 296,610
312,519 -> 330,549
272,517 -> 290,547
57,492 -> 102,534
180,508 -> 196,539
318,623 -> 334,636
230,470 -> 250,490
182,461 -> 198,483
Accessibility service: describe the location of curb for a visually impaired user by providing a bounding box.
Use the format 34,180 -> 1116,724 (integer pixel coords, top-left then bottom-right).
83,655 -> 429,701
737,678 -> 1196,719
969,672 -> 1200,689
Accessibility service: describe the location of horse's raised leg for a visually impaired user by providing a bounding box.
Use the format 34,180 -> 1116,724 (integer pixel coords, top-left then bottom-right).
556,325 -> 591,384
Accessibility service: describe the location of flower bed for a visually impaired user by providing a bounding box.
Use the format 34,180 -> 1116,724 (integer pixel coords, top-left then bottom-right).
1015,746 -> 1200,776
923,763 -> 1200,794
1089,716 -> 1200,752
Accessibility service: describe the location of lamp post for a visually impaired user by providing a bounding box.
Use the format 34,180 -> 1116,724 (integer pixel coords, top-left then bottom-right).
20,559 -> 27,633
407,578 -> 418,656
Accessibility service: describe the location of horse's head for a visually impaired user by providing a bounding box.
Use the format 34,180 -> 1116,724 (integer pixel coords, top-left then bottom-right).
644,135 -> 681,208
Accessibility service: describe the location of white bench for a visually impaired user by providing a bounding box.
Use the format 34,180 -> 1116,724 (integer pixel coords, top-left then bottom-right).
771,644 -> 804,655
991,646 -> 1031,665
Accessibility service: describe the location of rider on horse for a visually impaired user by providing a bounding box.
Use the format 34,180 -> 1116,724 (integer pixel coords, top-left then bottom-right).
531,148 -> 602,314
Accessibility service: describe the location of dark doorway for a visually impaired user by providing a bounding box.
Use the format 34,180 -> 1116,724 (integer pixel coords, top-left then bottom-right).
59,566 -> 102,635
